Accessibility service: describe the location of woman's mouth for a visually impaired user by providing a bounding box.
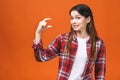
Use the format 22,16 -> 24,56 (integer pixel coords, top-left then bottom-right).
72,25 -> 79,28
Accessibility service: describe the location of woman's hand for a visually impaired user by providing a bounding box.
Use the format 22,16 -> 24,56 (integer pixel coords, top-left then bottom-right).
34,18 -> 52,44
36,18 -> 52,33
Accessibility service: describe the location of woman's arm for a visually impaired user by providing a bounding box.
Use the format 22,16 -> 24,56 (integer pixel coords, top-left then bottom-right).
34,18 -> 52,44
95,40 -> 106,80
33,18 -> 61,62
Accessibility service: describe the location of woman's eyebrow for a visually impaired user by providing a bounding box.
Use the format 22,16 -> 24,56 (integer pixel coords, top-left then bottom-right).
70,15 -> 80,17
75,15 -> 80,17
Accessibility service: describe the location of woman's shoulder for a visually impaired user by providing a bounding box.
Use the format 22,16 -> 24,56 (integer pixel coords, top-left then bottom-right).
54,32 -> 70,41
96,36 -> 105,45
56,32 -> 70,38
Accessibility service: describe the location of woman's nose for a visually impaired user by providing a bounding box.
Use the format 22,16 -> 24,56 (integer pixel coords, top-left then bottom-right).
71,19 -> 77,24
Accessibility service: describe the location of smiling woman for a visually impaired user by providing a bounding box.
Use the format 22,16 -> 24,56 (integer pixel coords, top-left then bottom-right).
70,10 -> 90,33
33,4 -> 106,80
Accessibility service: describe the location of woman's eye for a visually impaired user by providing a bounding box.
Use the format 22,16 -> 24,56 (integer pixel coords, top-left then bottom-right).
76,17 -> 80,19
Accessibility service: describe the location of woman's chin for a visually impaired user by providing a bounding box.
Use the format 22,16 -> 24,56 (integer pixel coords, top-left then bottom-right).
73,29 -> 79,32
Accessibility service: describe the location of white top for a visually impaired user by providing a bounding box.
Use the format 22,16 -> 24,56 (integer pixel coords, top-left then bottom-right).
68,37 -> 89,80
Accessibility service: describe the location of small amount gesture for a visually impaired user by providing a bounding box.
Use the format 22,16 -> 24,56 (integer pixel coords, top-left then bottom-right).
36,18 -> 52,33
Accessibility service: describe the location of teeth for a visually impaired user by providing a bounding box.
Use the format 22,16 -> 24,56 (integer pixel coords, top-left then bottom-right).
73,25 -> 78,27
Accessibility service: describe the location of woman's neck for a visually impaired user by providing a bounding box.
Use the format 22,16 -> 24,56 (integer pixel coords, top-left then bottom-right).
76,30 -> 89,39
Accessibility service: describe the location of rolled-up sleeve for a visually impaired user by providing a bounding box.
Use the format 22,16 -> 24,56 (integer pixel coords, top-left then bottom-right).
95,40 -> 106,80
32,35 -> 61,62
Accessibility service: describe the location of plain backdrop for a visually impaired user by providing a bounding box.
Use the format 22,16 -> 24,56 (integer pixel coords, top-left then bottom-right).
0,0 -> 120,80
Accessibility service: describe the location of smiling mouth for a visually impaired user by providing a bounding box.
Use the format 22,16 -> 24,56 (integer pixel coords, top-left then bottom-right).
72,25 -> 79,28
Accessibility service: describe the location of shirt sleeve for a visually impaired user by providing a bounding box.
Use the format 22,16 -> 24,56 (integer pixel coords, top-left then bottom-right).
32,35 -> 61,62
95,40 -> 106,80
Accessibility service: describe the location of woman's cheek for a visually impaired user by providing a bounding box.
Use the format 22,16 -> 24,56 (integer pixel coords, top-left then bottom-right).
77,19 -> 82,24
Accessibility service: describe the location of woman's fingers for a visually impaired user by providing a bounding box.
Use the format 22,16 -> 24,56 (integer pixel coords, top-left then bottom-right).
42,18 -> 51,22
36,18 -> 52,33
41,18 -> 52,28
40,18 -> 52,27
47,25 -> 52,28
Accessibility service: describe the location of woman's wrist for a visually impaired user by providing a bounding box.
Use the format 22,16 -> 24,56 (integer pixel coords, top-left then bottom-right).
34,32 -> 41,44
35,30 -> 41,34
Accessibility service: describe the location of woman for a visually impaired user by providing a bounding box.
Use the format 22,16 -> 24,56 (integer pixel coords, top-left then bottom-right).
33,4 -> 106,80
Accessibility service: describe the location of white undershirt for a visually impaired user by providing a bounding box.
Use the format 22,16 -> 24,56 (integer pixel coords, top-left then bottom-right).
68,37 -> 89,80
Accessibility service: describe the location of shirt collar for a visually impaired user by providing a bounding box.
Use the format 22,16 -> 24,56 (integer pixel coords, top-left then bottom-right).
72,32 -> 92,44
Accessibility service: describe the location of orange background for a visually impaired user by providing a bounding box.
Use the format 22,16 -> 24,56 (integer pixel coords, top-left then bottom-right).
0,0 -> 120,80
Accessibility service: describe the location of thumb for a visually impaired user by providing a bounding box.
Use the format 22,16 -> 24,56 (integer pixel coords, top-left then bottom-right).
47,25 -> 52,28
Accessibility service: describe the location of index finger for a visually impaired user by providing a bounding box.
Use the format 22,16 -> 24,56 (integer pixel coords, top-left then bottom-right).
42,18 -> 51,22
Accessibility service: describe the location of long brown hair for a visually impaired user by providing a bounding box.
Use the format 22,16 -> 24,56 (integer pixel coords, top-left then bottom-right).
66,4 -> 98,60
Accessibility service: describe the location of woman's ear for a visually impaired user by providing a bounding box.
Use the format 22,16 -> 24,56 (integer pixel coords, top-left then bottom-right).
86,16 -> 91,23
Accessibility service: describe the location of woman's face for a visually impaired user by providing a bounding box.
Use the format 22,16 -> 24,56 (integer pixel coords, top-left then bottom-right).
70,10 -> 90,32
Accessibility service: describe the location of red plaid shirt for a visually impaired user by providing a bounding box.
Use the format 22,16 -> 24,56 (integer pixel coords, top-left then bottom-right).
32,32 -> 106,80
